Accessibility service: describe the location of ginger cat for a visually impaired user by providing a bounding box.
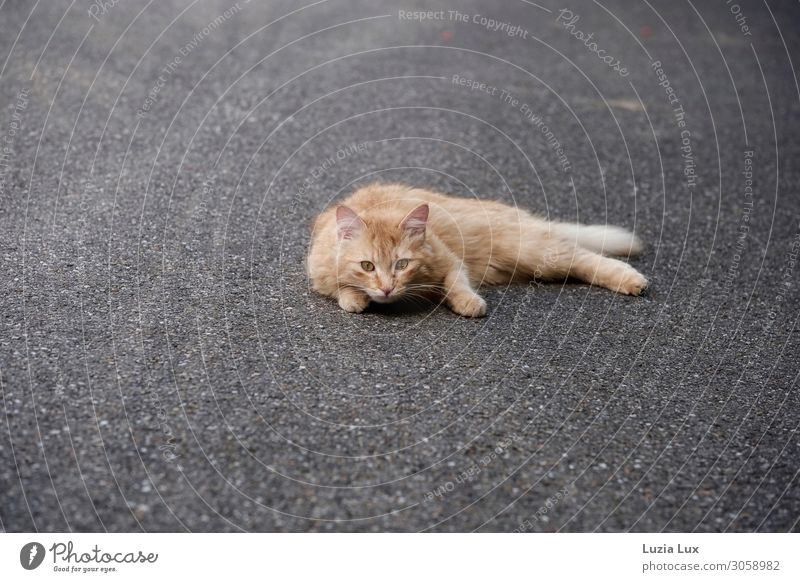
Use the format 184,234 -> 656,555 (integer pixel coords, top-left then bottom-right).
307,183 -> 647,317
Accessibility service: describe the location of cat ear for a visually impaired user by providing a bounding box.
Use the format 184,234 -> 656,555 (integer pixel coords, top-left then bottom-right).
336,205 -> 364,241
400,204 -> 429,238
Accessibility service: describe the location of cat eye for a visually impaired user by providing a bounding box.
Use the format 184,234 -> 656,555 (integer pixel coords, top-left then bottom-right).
360,261 -> 375,271
395,259 -> 410,270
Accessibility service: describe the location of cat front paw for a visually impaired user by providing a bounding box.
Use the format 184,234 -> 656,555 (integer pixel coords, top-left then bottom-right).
617,269 -> 649,296
448,292 -> 487,317
338,292 -> 370,313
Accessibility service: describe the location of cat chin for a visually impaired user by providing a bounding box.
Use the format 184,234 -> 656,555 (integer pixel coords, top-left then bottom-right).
367,293 -> 400,304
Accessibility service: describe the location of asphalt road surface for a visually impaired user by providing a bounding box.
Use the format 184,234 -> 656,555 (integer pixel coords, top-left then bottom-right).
1,0 -> 799,532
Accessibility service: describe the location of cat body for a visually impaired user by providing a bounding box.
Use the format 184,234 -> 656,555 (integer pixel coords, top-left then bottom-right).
307,183 -> 647,317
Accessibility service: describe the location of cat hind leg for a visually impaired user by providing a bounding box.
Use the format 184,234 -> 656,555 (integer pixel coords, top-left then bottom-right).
529,239 -> 648,296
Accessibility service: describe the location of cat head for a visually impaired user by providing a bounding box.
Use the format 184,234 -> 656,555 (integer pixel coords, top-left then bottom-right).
334,203 -> 430,303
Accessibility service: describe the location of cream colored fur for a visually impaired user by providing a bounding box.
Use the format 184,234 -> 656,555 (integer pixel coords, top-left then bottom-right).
307,183 -> 648,317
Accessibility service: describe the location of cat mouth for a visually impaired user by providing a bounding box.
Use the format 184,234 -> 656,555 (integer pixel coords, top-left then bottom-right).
367,291 -> 400,303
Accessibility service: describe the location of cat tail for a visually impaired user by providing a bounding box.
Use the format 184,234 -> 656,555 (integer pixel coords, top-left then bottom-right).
550,222 -> 643,257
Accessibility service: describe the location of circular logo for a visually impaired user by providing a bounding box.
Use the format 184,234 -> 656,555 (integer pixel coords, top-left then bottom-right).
20,542 -> 46,570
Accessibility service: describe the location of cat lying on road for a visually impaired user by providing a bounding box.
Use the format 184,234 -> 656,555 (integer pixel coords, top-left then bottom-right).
307,183 -> 647,317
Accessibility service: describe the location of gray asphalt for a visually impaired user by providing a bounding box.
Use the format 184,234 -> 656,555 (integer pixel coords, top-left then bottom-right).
1,0 -> 799,532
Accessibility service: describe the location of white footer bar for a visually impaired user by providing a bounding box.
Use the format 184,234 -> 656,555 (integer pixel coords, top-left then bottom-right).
2,533 -> 797,581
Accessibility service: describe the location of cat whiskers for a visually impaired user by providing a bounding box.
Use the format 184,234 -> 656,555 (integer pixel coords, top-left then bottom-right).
398,284 -> 445,307
403,283 -> 444,293
395,292 -> 432,308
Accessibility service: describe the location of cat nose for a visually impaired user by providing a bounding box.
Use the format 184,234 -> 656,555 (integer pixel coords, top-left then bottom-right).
381,287 -> 392,297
